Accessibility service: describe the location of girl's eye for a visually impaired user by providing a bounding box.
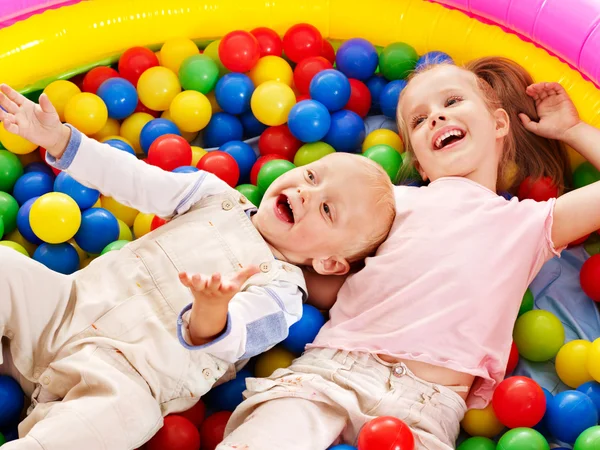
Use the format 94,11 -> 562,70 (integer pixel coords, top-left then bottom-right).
411,116 -> 425,128
323,203 -> 331,218
446,96 -> 462,106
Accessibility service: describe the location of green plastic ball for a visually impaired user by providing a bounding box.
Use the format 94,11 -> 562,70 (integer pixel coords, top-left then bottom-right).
203,40 -> 230,78
236,184 -> 263,207
399,152 -> 422,183
497,428 -> 549,450
378,42 -> 418,80
518,288 -> 534,317
364,144 -> 403,182
0,140 -> 5,150
0,150 -> 24,192
0,192 -> 19,234
0,217 -> 4,240
513,310 -> 564,362
179,54 -> 220,94
573,162 -> 600,189
294,142 -> 335,167
574,425 -> 600,450
585,233 -> 600,256
257,160 -> 296,193
0,431 -> 5,446
0,240 -> 29,257
457,436 -> 497,450
101,240 -> 129,255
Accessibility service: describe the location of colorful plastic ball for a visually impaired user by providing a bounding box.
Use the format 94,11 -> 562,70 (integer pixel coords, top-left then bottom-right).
133,212 -> 153,238
235,184 -> 263,206
0,240 -> 29,256
173,165 -> 199,174
578,381 -> 600,416
365,75 -> 388,113
140,118 -> 181,154
215,73 -> 255,115
179,54 -> 219,94
120,112 -> 153,153
461,403 -> 505,438
496,428 -> 549,450
250,81 -> 296,127
0,218 -> 3,239
282,23 -> 323,63
254,346 -> 296,378
160,37 -> 199,74
191,146 -> 208,166
357,416 -> 415,450
251,27 -> 283,57
574,425 -> 600,450
0,376 -> 24,429
197,151 -> 240,187
170,90 -> 212,133
74,208 -> 119,254
288,100 -> 331,143
43,80 -> 82,122
203,113 -> 244,148
581,255 -> 600,301
336,38 -> 379,81
310,69 -> 351,112
258,125 -> 302,161
0,192 -> 19,234
555,340 -> 593,388
0,150 -> 23,191
547,390 -> 598,443
148,134 -> 192,172
294,142 -> 335,166
100,239 -> 129,255
321,39 -> 336,64
379,42 -> 418,81
492,376 -> 546,428
380,79 -> 408,118
519,288 -> 534,317
200,411 -> 232,450
29,192 -> 80,243
104,138 -> 136,156
587,338 -> 600,382
146,415 -> 200,450
33,243 -> 79,274
219,30 -> 260,73
64,93 -> 108,136
220,141 -> 257,183
118,46 -> 159,86
54,172 -> 100,210
82,66 -> 120,94
101,196 -> 138,227
293,56 -> 333,94
137,66 -> 182,111
97,78 -> 138,120
345,79 -> 372,118
457,437 -> 496,450
415,51 -> 454,72
203,39 -> 229,77
324,110 -> 365,153
517,177 -> 558,202
363,129 -> 403,153
179,399 -> 206,429
239,110 -> 268,139
16,198 -> 41,244
0,432 -> 5,445
513,310 -> 565,362
573,161 -> 600,189
364,144 -> 402,181
12,171 -> 53,205
250,155 -> 281,185
92,118 -> 121,141
330,446 -> 357,450
506,340 -> 519,375
204,369 -> 252,412
0,123 -> 38,155
248,55 -> 293,88
257,159 -> 296,193
282,304 -> 326,354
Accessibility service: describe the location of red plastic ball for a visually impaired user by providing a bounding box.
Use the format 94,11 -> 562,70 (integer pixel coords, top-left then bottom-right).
321,39 -> 336,64
119,46 -> 160,87
69,73 -> 86,90
147,134 -> 192,172
219,31 -> 261,73
517,176 -> 558,202
293,56 -> 333,95
146,415 -> 200,450
357,416 -> 415,450
135,101 -> 160,118
250,27 -> 283,57
282,23 -> 323,63
178,400 -> 206,429
345,79 -> 372,118
581,254 -> 600,301
200,411 -> 232,450
258,125 -> 302,161
296,93 -> 311,102
250,154 -> 281,186
150,215 -> 168,231
197,151 -> 240,187
506,340 -> 519,375
83,66 -> 120,94
491,376 -> 546,428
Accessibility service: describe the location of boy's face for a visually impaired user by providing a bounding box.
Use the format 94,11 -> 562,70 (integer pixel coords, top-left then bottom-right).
253,153 -> 389,273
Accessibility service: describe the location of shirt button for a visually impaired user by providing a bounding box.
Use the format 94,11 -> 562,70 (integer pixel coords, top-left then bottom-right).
239,195 -> 247,204
282,264 -> 293,273
260,262 -> 271,273
393,366 -> 406,377
41,376 -> 51,386
222,200 -> 233,211
202,369 -> 212,380
5,329 -> 14,339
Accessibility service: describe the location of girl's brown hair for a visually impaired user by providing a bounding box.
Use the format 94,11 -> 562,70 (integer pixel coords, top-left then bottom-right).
397,56 -> 571,194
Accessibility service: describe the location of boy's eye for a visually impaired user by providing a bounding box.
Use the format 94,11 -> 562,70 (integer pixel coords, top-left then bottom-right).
307,170 -> 316,183
323,203 -> 331,218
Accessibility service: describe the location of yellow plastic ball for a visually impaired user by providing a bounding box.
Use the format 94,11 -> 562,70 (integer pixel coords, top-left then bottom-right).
121,112 -> 154,154
137,66 -> 181,112
68,239 -> 87,263
362,129 -> 404,153
81,256 -> 96,269
133,212 -> 154,239
461,404 -> 505,438
250,81 -> 296,127
254,346 -> 296,378
206,91 -> 222,113
43,80 -> 82,122
5,229 -> 37,256
555,340 -> 593,388
191,146 -> 207,166
248,56 -> 293,87
169,91 -> 212,133
0,123 -> 38,155
117,219 -> 133,241
100,136 -> 134,149
203,40 -> 229,77
0,240 -> 29,257
568,146 -> 587,172
29,193 -> 81,244
92,118 -> 121,142
64,93 -> 108,136
91,197 -> 102,209
587,338 -> 600,383
101,196 -> 139,227
160,37 -> 199,74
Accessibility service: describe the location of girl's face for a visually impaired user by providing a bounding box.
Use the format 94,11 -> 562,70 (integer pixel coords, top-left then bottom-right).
399,65 -> 509,189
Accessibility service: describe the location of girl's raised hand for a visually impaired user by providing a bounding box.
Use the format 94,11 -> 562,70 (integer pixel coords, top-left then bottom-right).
519,82 -> 581,142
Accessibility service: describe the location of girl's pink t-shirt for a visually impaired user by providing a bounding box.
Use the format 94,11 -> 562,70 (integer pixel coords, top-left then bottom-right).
309,177 -> 562,409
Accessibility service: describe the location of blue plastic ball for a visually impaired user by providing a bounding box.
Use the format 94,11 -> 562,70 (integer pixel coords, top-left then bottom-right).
239,110 -> 268,139
221,141 -> 257,183
23,162 -> 54,177
335,38 -> 379,81
288,100 -> 331,143
578,381 -> 600,417
534,388 -> 553,435
546,390 -> 598,444
140,119 -> 181,154
0,376 -> 24,429
415,51 -> 454,72
103,138 -> 136,156
33,242 -> 80,274
74,208 -> 119,254
215,73 -> 255,115
324,110 -> 365,153
12,171 -> 54,205
97,78 -> 138,120
282,304 -> 326,355
310,69 -> 351,112
365,75 -> 387,113
203,113 -> 244,148
380,79 -> 408,118
54,172 -> 100,210
203,369 -> 252,412
17,197 -> 42,244
329,446 -> 357,450
172,165 -> 199,174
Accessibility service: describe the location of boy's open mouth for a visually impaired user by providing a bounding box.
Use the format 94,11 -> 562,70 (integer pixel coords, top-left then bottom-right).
276,194 -> 295,223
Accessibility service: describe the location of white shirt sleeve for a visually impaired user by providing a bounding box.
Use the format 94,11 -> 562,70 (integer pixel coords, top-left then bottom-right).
46,124 -> 232,217
176,278 -> 305,363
